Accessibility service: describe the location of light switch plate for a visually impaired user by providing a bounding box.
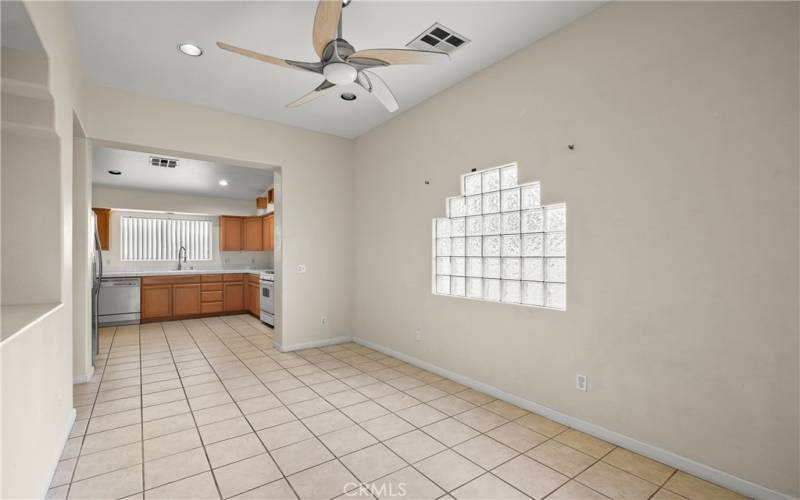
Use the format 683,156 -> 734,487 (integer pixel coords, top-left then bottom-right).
297,264 -> 306,273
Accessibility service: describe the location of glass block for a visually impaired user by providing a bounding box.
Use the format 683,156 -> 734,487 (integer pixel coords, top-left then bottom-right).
450,217 -> 466,237
545,283 -> 566,309
451,276 -> 466,297
466,257 -> 482,278
483,279 -> 501,301
464,173 -> 482,196
520,182 -> 541,210
501,188 -> 520,212
466,237 -> 482,257
482,192 -> 500,214
545,204 -> 566,232
484,257 -> 501,278
436,275 -> 451,295
466,277 -> 483,299
522,281 -> 544,306
545,258 -> 566,283
521,209 -> 544,233
436,238 -> 451,257
436,218 -> 451,238
482,214 -> 501,235
500,165 -> 518,189
501,258 -> 521,280
501,280 -> 521,303
451,257 -> 465,276
522,257 -> 544,281
521,233 -> 544,257
501,212 -> 521,234
545,232 -> 566,257
448,197 -> 466,218
483,236 -> 501,257
466,195 -> 482,216
451,237 -> 465,256
482,169 -> 500,192
436,257 -> 451,275
466,216 -> 482,236
501,235 -> 521,257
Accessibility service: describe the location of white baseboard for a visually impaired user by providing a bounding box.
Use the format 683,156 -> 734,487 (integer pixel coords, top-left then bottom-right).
41,407 -> 76,498
352,337 -> 795,500
275,335 -> 353,353
72,366 -> 95,384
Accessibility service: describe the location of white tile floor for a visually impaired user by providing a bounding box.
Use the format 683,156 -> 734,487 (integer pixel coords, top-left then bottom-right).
50,315 -> 747,500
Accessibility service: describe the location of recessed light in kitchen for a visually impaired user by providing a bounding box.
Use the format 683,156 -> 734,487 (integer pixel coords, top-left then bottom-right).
178,43 -> 203,57
219,179 -> 229,186
108,170 -> 122,175
340,92 -> 357,101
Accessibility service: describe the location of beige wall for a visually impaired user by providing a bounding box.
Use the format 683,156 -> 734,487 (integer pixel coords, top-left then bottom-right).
86,86 -> 354,349
352,2 -> 799,498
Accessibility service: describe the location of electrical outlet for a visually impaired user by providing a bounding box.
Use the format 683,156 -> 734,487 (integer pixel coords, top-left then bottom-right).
415,328 -> 421,342
576,374 -> 588,392
224,256 -> 231,264
297,264 -> 306,273
321,316 -> 327,326
250,258 -> 255,264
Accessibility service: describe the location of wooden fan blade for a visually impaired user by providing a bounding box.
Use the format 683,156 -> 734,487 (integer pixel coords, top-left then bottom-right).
313,0 -> 342,58
357,70 -> 398,112
217,41 -> 292,68
287,80 -> 336,108
348,48 -> 449,66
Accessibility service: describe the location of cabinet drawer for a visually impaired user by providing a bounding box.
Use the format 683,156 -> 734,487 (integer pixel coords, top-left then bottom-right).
142,276 -> 174,286
201,274 -> 223,283
201,291 -> 223,303
171,275 -> 200,284
201,282 -> 223,292
224,273 -> 244,282
247,274 -> 260,284
201,302 -> 224,314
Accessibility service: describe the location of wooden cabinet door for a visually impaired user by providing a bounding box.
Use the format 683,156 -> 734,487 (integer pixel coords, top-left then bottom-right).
141,285 -> 171,320
93,208 -> 111,250
220,216 -> 243,251
262,214 -> 274,251
243,217 -> 263,251
173,283 -> 201,317
223,282 -> 244,312
246,282 -> 260,317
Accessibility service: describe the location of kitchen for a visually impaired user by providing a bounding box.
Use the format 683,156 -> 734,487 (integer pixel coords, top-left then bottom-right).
90,146 -> 278,352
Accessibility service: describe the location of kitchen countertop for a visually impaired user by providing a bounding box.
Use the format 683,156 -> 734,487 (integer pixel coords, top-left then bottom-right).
102,269 -> 270,278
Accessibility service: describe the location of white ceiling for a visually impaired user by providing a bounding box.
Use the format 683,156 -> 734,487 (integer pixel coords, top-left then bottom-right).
69,1 -> 601,139
93,146 -> 274,200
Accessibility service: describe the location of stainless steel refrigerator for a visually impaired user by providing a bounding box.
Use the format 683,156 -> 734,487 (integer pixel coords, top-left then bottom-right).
91,211 -> 102,361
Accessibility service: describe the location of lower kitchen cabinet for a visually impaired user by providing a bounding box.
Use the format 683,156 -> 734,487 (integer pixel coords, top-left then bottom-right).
141,285 -> 172,321
173,283 -> 202,317
246,281 -> 260,317
224,282 -> 244,312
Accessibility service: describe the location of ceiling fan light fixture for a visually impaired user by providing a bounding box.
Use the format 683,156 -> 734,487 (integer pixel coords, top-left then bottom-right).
323,62 -> 357,85
178,43 -> 203,57
219,179 -> 229,186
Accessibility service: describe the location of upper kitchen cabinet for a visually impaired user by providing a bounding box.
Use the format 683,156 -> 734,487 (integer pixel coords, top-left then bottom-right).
262,214 -> 274,251
93,208 -> 111,250
243,217 -> 263,251
220,216 -> 243,251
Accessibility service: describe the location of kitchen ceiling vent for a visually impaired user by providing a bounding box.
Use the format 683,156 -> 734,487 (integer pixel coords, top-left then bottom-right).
149,156 -> 178,168
407,23 -> 469,54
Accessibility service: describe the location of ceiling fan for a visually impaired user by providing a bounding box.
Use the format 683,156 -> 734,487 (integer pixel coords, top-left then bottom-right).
217,0 -> 450,112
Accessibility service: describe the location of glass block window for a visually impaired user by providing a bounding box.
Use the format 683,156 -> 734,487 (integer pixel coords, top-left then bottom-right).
432,163 -> 566,310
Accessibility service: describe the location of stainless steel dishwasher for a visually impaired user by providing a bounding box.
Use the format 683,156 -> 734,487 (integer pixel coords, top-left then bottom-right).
98,277 -> 141,326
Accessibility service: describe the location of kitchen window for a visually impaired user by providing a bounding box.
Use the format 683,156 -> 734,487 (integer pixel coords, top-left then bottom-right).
120,214 -> 213,261
433,163 -> 567,310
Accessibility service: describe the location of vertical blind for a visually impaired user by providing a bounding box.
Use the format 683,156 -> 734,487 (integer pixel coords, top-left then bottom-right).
120,216 -> 213,261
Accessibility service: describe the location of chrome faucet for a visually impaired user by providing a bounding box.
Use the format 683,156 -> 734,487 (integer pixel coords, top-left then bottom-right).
178,246 -> 187,270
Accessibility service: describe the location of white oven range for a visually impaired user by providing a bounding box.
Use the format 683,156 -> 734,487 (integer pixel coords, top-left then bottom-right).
259,271 -> 274,327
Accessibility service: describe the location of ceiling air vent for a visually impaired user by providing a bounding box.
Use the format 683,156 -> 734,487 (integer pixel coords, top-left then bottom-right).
149,156 -> 178,168
407,23 -> 469,54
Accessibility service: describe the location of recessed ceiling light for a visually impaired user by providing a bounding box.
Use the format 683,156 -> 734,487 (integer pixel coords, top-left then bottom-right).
219,179 -> 229,186
108,170 -> 122,176
342,0 -> 352,6
340,92 -> 357,101
178,43 -> 203,57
